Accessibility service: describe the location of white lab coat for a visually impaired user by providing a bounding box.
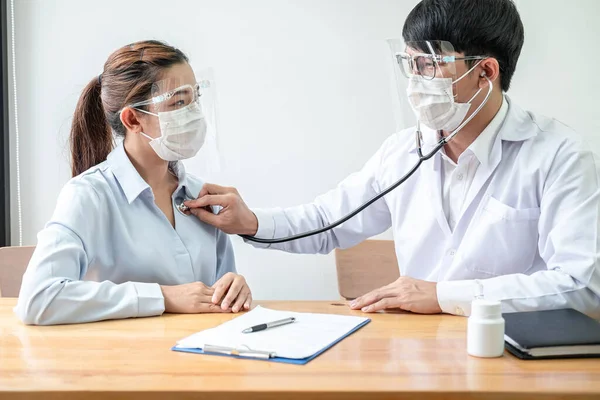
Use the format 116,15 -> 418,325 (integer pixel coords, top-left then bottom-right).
249,96 -> 600,318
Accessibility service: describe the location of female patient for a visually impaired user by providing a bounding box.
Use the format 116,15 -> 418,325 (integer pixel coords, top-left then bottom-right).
15,40 -> 251,325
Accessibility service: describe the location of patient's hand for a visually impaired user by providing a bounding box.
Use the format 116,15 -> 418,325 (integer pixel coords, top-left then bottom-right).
160,282 -> 232,314
211,272 -> 253,313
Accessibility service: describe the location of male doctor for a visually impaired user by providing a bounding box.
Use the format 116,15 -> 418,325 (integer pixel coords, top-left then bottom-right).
186,0 -> 600,318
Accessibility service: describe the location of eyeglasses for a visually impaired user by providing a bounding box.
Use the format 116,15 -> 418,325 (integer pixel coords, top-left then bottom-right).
395,52 -> 487,80
122,80 -> 213,115
129,82 -> 203,111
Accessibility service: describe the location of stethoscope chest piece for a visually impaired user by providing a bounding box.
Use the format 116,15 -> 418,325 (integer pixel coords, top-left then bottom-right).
175,196 -> 191,215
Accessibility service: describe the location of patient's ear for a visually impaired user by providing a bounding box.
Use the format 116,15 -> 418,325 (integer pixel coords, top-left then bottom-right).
120,107 -> 143,133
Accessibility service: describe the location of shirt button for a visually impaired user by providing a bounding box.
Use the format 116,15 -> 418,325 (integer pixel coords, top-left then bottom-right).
455,307 -> 465,316
449,249 -> 456,256
457,173 -> 464,181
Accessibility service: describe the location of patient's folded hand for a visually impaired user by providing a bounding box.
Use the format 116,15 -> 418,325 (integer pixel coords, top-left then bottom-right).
160,282 -> 233,314
211,272 -> 253,313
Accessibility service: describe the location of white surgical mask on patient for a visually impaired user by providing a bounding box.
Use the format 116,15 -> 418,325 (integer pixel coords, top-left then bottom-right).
137,101 -> 207,161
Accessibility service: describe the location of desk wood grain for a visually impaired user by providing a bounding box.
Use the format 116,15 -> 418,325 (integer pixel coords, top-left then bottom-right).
1,298 -> 599,400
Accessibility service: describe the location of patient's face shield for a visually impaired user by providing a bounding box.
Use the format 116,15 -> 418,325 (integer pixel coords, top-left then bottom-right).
125,70 -> 222,176
129,75 -> 208,114
150,82 -> 202,113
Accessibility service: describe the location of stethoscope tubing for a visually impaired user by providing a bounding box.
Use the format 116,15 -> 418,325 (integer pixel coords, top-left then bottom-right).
239,75 -> 493,244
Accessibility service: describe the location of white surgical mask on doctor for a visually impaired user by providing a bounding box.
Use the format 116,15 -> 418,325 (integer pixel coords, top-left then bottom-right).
136,101 -> 207,161
406,60 -> 484,132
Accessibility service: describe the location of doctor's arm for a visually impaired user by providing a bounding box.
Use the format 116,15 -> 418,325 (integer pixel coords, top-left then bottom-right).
352,139 -> 600,318
186,137 -> 394,255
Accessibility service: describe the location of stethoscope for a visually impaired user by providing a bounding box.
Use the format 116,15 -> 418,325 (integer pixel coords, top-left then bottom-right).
175,194 -> 221,216
179,75 -> 493,245
175,195 -> 192,215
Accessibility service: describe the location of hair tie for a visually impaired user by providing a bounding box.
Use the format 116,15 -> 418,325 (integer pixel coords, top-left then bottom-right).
140,49 -> 145,61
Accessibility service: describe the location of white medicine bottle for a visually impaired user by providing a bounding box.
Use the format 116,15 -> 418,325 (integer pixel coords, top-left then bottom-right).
467,295 -> 505,358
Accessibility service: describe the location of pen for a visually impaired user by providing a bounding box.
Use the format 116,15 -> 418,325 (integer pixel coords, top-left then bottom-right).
242,317 -> 296,334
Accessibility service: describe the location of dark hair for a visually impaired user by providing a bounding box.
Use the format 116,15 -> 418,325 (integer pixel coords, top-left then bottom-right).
69,40 -> 189,177
402,0 -> 524,92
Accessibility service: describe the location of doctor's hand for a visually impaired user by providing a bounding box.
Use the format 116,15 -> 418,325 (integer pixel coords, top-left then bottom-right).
211,272 -> 253,313
160,282 -> 232,314
184,183 -> 258,235
349,277 -> 442,314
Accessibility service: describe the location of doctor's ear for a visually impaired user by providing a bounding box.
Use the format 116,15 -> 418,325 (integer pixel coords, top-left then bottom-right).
120,107 -> 143,133
478,58 -> 500,87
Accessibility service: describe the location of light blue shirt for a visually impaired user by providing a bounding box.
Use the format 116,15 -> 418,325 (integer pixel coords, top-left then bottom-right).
15,143 -> 236,325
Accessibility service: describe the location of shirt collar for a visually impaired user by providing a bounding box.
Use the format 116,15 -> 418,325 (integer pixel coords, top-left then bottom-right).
169,160 -> 196,200
107,142 -> 192,204
463,95 -> 508,168
409,94 -> 509,163
498,95 -> 539,142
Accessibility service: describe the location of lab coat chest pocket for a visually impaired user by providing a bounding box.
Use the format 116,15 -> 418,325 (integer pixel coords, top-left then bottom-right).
464,195 -> 540,276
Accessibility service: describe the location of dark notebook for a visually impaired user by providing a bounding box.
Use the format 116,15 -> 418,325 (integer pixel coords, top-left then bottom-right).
504,308 -> 600,359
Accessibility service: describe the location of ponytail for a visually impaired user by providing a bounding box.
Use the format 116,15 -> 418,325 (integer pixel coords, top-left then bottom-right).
69,77 -> 112,177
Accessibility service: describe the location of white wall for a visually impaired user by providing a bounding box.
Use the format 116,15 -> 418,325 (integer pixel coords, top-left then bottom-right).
511,0 -> 600,150
8,0 -> 600,300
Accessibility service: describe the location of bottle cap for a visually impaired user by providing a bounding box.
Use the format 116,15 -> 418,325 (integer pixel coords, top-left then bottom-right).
471,299 -> 502,318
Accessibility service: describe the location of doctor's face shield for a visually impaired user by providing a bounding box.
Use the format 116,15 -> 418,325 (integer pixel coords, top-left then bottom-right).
123,69 -> 221,166
388,40 -> 490,134
394,40 -> 460,80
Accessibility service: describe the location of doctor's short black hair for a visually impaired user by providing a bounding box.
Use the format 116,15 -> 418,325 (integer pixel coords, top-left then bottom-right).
402,0 -> 524,92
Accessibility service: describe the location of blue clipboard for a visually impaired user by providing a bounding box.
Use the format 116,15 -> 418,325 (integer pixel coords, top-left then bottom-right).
171,318 -> 370,365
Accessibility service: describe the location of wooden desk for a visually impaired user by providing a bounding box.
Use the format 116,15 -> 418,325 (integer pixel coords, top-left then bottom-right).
1,298 -> 599,399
